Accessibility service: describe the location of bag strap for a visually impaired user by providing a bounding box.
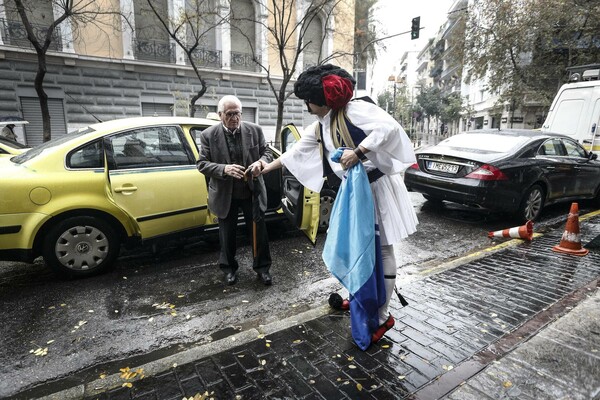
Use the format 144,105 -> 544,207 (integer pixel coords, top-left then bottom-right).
331,109 -> 356,149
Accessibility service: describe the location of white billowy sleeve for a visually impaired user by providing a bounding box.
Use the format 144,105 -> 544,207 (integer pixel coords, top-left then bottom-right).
346,101 -> 416,175
279,121 -> 326,193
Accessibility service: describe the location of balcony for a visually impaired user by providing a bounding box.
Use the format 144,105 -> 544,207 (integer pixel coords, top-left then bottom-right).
134,39 -> 176,64
231,51 -> 260,72
188,47 -> 221,68
0,18 -> 62,51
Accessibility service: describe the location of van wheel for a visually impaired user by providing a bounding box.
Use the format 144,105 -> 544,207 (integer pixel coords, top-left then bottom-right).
42,216 -> 120,278
319,190 -> 336,231
518,184 -> 544,222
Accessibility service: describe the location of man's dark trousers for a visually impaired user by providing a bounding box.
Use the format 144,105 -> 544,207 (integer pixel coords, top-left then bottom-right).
218,198 -> 271,274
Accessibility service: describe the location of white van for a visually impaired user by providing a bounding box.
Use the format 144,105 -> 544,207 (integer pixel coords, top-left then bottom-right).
541,65 -> 600,151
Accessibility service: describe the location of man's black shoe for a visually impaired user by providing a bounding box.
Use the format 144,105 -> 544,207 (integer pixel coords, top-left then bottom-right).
257,272 -> 272,286
225,272 -> 237,285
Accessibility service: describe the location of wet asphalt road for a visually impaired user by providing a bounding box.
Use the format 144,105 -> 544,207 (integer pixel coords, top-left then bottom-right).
0,193 -> 594,398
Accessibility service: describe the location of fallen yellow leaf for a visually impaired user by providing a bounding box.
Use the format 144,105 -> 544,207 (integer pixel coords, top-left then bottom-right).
357,383 -> 363,391
122,382 -> 132,388
503,381 -> 513,388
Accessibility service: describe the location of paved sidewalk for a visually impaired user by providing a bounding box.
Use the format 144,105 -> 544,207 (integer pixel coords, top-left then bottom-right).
42,214 -> 600,400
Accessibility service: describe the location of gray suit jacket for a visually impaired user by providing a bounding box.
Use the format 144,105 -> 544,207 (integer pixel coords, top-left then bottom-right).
197,122 -> 273,219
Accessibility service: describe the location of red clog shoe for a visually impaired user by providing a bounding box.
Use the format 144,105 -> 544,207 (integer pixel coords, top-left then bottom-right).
371,314 -> 395,344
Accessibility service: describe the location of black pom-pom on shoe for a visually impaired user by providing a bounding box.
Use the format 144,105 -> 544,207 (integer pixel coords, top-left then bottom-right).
329,293 -> 350,311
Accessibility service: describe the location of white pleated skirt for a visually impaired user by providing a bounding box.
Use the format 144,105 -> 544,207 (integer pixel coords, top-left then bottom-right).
370,173 -> 418,246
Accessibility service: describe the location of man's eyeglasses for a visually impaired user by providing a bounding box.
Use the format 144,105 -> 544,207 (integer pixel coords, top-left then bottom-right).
224,111 -> 242,118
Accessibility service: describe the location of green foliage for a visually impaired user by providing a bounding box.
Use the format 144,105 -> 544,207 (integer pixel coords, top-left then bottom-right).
464,0 -> 600,109
440,92 -> 464,124
416,86 -> 442,118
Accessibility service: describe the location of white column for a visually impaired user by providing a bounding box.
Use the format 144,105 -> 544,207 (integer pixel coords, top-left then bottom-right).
120,0 -> 135,59
172,0 -> 186,65
295,0 -> 304,76
257,1 -> 268,71
0,0 -> 6,45
217,0 -> 230,70
52,1 -> 75,53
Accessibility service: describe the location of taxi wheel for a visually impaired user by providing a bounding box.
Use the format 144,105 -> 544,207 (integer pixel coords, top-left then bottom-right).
319,189 -> 336,232
42,216 -> 120,278
519,184 -> 545,222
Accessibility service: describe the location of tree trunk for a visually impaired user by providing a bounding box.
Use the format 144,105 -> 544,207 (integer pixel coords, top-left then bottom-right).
275,100 -> 284,148
34,51 -> 50,142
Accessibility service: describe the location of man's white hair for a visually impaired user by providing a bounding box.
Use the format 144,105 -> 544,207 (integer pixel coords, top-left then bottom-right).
218,95 -> 242,112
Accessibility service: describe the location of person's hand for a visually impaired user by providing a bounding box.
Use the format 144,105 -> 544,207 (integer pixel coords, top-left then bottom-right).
224,164 -> 246,179
339,148 -> 360,169
261,159 -> 282,175
248,161 -> 263,178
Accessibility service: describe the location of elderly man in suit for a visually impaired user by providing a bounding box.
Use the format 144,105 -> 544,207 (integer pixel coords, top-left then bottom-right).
197,95 -> 273,286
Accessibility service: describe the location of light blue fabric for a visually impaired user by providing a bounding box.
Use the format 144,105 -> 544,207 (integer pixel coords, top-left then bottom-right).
323,149 -> 375,294
323,148 -> 387,350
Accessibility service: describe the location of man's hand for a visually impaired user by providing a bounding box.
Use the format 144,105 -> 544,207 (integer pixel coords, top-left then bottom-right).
224,164 -> 246,179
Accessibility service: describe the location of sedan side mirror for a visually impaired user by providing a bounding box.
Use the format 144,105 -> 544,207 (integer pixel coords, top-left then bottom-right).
589,152 -> 598,161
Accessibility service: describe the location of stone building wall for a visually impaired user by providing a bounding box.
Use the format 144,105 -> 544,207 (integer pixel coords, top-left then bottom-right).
0,50 -> 305,143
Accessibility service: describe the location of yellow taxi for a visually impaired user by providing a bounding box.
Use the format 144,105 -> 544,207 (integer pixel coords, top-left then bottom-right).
0,117 -> 320,278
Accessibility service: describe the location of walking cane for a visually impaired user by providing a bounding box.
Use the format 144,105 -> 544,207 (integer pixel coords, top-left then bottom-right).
245,167 -> 260,259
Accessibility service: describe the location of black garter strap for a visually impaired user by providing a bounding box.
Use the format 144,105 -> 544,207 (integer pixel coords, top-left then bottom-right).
384,274 -> 395,279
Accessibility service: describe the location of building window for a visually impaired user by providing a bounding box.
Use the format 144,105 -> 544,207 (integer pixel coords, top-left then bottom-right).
133,0 -> 175,63
231,0 -> 259,71
185,0 -> 220,68
303,15 -> 323,68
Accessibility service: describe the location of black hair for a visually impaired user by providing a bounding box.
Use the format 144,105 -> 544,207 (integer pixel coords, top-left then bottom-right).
293,64 -> 356,106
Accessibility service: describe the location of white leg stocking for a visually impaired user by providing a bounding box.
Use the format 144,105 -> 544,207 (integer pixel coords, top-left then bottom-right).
378,244 -> 397,324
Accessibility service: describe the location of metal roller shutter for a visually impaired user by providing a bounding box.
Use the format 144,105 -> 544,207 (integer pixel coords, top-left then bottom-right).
243,107 -> 256,124
141,103 -> 173,117
20,97 -> 67,146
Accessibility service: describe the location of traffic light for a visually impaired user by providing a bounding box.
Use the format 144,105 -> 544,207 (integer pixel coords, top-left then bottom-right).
411,17 -> 420,40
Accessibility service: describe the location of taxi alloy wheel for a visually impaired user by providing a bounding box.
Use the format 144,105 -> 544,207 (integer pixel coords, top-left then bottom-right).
318,189 -> 336,232
43,216 -> 120,278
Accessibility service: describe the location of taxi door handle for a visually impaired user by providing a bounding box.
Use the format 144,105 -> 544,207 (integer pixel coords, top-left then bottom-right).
114,185 -> 138,193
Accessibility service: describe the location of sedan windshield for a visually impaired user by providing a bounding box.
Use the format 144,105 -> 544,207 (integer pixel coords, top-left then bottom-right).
12,128 -> 95,164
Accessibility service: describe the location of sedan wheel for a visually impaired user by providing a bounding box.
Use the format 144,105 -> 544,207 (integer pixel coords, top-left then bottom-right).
319,190 -> 336,231
519,184 -> 544,221
43,216 -> 120,278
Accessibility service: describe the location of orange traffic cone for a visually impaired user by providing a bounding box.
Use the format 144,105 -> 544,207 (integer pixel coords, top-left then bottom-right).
552,202 -> 589,256
488,220 -> 533,241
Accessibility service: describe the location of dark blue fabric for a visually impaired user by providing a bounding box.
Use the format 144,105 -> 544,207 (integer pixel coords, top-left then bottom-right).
349,223 -> 386,350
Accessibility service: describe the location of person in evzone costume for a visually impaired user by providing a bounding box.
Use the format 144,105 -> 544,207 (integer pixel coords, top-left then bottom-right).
261,64 -> 418,348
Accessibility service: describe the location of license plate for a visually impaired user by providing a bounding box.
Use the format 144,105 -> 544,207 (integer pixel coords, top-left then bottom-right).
427,161 -> 459,174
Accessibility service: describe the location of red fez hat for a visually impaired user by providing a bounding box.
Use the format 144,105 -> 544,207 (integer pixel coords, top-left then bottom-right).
322,75 -> 353,111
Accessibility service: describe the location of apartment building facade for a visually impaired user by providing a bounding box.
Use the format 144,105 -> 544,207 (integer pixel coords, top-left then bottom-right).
0,0 -> 355,145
